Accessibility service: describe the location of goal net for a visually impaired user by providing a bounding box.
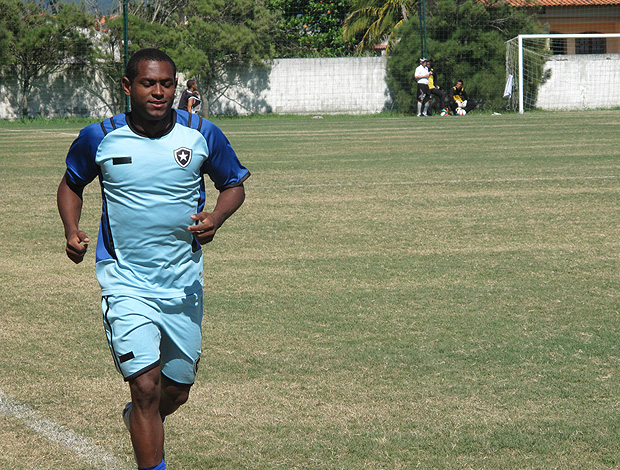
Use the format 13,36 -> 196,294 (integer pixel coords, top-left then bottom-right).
506,34 -> 620,113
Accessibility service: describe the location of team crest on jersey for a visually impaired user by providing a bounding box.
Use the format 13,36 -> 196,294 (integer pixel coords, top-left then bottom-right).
174,147 -> 192,168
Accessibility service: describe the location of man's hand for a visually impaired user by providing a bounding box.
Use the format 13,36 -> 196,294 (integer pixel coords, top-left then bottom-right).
188,212 -> 221,245
188,185 -> 246,246
65,230 -> 90,264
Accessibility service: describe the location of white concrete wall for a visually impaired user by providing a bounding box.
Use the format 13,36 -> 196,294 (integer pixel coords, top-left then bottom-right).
1,55 -> 618,118
210,57 -> 392,115
0,57 -> 391,118
536,54 -> 620,110
0,71 -> 118,120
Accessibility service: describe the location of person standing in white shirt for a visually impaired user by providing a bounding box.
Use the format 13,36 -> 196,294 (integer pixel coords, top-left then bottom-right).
414,57 -> 431,117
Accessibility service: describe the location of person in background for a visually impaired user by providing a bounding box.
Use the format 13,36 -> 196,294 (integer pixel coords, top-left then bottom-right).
414,57 -> 431,117
427,60 -> 447,116
448,80 -> 477,115
177,79 -> 201,114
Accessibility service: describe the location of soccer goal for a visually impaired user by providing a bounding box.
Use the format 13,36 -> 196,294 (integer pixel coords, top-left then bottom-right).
506,34 -> 620,113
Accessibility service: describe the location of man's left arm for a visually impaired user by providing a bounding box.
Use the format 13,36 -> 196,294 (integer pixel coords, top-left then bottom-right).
188,185 -> 245,245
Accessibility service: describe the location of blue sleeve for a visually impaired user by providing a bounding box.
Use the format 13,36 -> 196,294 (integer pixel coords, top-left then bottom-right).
65,123 -> 104,187
200,120 -> 250,191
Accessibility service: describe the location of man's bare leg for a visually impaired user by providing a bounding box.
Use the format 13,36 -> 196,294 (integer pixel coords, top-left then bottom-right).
129,367 -> 164,468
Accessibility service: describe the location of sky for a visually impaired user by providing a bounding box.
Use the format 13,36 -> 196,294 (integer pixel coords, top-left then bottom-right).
46,0 -> 117,14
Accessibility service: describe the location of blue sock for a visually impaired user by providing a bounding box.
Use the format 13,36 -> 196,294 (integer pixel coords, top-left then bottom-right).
138,459 -> 165,470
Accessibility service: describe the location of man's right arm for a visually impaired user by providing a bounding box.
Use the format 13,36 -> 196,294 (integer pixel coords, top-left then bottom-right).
57,172 -> 90,264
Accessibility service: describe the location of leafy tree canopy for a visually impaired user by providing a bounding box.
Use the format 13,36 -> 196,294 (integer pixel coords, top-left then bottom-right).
0,0 -> 95,116
343,0 -> 414,54
166,0 -> 280,111
268,0 -> 356,57
97,0 -> 279,114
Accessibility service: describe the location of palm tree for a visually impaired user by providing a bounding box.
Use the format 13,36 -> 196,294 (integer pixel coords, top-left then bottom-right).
343,0 -> 415,54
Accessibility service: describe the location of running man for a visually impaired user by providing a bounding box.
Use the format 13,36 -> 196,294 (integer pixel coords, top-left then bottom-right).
57,48 -> 249,470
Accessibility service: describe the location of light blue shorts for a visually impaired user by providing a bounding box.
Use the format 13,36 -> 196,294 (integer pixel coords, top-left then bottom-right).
102,294 -> 203,385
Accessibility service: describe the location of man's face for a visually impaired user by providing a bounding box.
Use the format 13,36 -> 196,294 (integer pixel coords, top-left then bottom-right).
123,60 -> 177,124
456,81 -> 463,90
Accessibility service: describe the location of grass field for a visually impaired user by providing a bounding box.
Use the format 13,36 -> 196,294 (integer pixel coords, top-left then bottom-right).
1,111 -> 619,469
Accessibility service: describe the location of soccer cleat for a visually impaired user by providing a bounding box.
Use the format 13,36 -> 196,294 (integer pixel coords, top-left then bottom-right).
122,402 -> 132,431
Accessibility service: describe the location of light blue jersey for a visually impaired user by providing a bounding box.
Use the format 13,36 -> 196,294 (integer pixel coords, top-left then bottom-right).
65,110 -> 249,297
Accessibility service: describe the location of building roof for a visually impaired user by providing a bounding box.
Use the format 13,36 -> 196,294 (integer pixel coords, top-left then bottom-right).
507,0 -> 620,5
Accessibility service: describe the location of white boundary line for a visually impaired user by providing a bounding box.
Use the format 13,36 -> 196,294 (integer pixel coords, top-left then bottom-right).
0,390 -> 127,470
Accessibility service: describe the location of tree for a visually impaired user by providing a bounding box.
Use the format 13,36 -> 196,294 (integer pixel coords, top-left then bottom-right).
91,1 -> 190,114
386,0 -> 542,112
268,0 -> 355,57
343,0 -> 415,54
109,0 -> 189,25
93,0 -> 279,115
165,0 -> 280,115
0,0 -> 95,117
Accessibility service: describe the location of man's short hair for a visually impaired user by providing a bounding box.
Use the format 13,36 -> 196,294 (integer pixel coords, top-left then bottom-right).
125,48 -> 177,83
187,79 -> 196,89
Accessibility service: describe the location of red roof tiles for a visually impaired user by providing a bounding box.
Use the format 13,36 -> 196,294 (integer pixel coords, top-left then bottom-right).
507,0 -> 620,5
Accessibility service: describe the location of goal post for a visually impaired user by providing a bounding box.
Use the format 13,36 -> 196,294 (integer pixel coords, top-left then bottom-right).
506,34 -> 620,114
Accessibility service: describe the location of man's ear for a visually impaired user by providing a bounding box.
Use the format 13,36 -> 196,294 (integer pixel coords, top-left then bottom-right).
121,76 -> 131,96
